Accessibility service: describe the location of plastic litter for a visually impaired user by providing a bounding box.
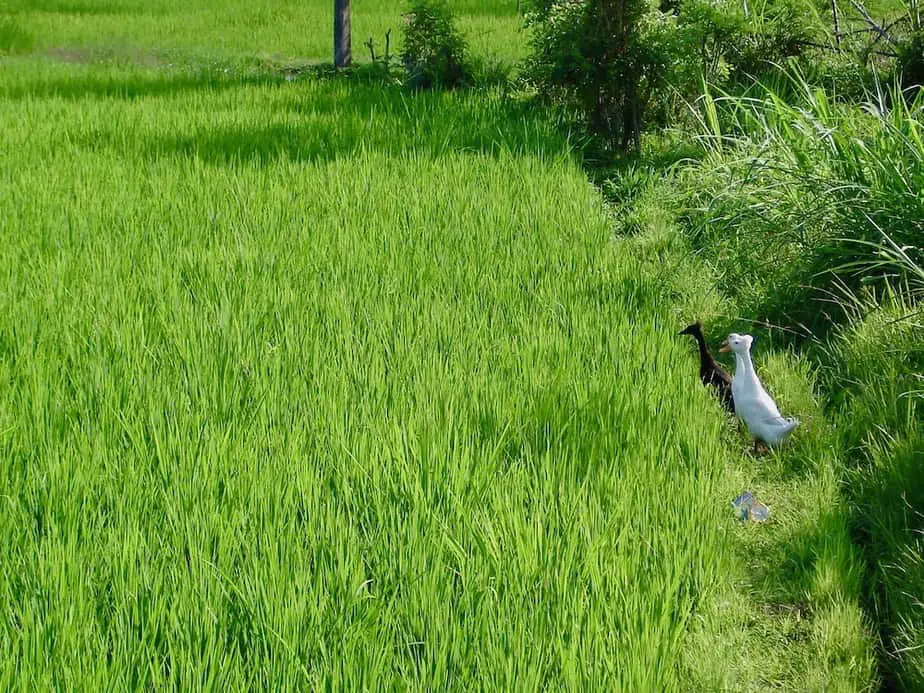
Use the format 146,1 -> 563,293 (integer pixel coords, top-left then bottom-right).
732,491 -> 770,522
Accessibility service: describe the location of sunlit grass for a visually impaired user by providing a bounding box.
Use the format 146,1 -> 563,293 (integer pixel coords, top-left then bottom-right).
1,0 -> 528,65
0,63 -> 733,687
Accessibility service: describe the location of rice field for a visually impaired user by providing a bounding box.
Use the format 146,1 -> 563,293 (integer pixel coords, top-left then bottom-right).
0,0 -> 890,687
0,60 -> 739,687
1,0 -> 527,66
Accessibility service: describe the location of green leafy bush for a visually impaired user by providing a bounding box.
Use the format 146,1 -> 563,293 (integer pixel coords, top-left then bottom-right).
401,0 -> 472,89
674,0 -> 811,86
523,0 -> 673,152
522,0 -> 815,150
898,30 -> 924,88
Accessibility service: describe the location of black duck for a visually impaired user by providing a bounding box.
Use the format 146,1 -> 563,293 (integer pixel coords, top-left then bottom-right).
679,321 -> 734,412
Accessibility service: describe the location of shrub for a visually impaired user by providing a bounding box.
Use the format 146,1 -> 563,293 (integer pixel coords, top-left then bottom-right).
898,30 -> 924,88
675,0 -> 748,83
522,0 -> 815,151
726,0 -> 809,79
401,0 -> 472,90
674,0 -> 812,87
808,59 -> 879,103
524,0 -> 673,152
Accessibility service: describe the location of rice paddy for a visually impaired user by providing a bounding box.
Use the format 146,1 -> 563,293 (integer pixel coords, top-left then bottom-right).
0,0 -> 886,688
1,0 -> 527,66
0,59 -> 739,687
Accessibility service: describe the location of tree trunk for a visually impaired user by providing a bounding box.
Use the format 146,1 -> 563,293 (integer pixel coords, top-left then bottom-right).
334,0 -> 351,68
831,0 -> 841,48
621,78 -> 641,153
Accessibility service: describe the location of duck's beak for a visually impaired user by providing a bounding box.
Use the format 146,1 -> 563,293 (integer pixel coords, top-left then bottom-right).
718,340 -> 731,353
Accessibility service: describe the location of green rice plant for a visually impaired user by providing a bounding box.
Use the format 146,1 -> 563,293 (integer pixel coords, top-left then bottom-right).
3,0 -> 527,66
0,61 -> 741,689
0,7 -> 889,684
0,18 -> 34,56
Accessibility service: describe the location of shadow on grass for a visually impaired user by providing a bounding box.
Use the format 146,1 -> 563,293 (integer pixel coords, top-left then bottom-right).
5,62 -> 576,162
150,114 -> 569,164
0,67 -> 286,101
151,83 -> 572,163
165,83 -> 571,164
5,0 -> 165,16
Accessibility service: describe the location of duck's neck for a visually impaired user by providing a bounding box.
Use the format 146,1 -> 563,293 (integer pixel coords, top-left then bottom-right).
693,332 -> 712,363
734,350 -> 757,380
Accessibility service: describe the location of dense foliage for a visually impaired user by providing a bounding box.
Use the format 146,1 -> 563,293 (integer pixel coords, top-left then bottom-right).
679,78 -> 924,329
523,0 -> 662,151
401,0 -> 472,89
522,0 -> 812,151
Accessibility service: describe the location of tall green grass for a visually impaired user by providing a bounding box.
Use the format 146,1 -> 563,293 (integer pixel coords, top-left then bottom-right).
681,73 -> 923,333
826,300 -> 923,690
0,62 -> 736,688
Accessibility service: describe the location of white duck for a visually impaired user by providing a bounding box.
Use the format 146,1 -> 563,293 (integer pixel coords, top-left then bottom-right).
719,333 -> 799,453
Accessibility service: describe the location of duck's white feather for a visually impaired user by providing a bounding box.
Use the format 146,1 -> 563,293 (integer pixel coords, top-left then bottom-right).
729,339 -> 799,447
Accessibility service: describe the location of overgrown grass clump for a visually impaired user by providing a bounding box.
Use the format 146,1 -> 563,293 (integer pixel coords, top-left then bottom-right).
0,62 -> 737,688
828,301 -> 923,690
679,75 -> 923,332
0,18 -> 34,56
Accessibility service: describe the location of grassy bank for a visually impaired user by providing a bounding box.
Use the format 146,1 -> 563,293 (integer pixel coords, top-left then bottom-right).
609,73 -> 923,688
614,210 -> 877,691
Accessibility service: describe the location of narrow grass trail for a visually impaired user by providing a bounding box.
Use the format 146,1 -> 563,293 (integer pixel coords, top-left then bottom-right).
0,64 -> 738,688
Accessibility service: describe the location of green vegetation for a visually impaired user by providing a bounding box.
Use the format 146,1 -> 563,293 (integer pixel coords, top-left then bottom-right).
609,68 -> 922,688
1,0 -> 527,66
614,189 -> 879,691
681,76 -> 923,332
830,303 -> 923,690
0,17 -> 34,56
402,0 -> 472,89
0,61 -> 738,688
2,0 -> 921,688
